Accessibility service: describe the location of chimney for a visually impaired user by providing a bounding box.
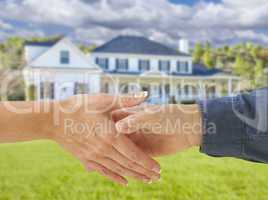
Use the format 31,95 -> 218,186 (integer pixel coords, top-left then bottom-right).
179,38 -> 189,54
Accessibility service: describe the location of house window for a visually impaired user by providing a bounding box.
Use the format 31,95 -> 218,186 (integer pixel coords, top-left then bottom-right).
177,61 -> 189,73
74,83 -> 89,95
184,85 -> 190,97
40,82 -> 54,99
165,84 -> 170,97
103,83 -> 109,93
177,84 -> 182,96
119,83 -> 128,94
139,60 -> 150,72
60,50 -> 70,64
50,83 -> 55,99
141,85 -> 150,96
159,60 -> 170,72
207,86 -> 216,98
116,59 -> 128,71
96,57 -> 109,70
40,82 -> 44,99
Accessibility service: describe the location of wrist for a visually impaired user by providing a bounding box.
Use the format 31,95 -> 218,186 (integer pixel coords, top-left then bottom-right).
0,101 -> 55,143
183,104 -> 203,147
31,100 -> 56,140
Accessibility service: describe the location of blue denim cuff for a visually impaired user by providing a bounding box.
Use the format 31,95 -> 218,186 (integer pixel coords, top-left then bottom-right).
197,96 -> 246,158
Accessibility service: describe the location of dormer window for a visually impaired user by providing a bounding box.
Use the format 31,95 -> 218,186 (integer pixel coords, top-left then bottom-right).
159,60 -> 170,72
60,50 -> 69,64
116,59 -> 128,71
177,61 -> 189,73
96,57 -> 109,70
139,60 -> 150,72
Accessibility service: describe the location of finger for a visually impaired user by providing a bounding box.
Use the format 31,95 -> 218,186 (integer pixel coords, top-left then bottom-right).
93,157 -> 153,183
82,136 -> 160,182
111,105 -> 146,122
111,92 -> 149,110
115,113 -> 151,134
86,160 -> 128,186
60,140 -> 96,172
111,135 -> 161,173
111,109 -> 132,122
95,143 -> 160,181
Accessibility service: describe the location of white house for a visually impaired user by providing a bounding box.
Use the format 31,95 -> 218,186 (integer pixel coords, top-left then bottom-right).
23,36 -> 240,103
23,38 -> 101,100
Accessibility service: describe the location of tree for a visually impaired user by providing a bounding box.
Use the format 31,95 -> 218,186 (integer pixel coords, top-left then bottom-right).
250,45 -> 262,59
192,42 -> 204,64
233,54 -> 245,75
202,50 -> 214,69
253,59 -> 266,87
216,56 -> 224,69
204,41 -> 211,51
79,44 -> 97,54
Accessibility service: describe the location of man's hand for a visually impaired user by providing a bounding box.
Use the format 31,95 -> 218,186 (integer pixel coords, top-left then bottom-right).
112,104 -> 203,157
45,94 -> 160,186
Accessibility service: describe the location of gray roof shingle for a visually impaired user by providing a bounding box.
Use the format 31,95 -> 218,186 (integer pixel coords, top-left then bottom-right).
93,35 -> 190,56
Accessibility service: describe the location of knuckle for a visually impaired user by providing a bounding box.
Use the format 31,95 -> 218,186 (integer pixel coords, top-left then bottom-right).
130,152 -> 139,161
126,160 -> 136,169
94,142 -> 110,154
99,167 -> 110,176
114,166 -> 124,175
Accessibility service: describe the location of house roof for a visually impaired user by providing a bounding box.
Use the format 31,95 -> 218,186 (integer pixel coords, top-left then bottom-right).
24,38 -> 63,47
191,64 -> 222,76
104,64 -> 225,77
93,35 -> 190,56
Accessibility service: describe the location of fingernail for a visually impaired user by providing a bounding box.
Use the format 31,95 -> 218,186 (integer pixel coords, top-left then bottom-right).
151,174 -> 160,181
152,165 -> 161,173
143,177 -> 152,184
116,121 -> 127,131
134,91 -> 148,99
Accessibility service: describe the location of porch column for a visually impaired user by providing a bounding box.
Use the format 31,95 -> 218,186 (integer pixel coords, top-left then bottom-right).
198,80 -> 203,99
228,78 -> 232,96
170,82 -> 176,99
216,82 -> 222,97
180,79 -> 185,100
115,78 -> 120,95
198,80 -> 206,99
36,83 -> 40,100
161,83 -> 165,103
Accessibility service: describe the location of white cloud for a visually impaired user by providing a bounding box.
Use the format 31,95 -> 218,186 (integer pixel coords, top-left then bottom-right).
0,19 -> 13,30
0,0 -> 268,46
235,30 -> 268,43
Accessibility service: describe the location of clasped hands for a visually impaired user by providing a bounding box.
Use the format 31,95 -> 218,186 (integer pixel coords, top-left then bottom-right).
47,93 -> 202,186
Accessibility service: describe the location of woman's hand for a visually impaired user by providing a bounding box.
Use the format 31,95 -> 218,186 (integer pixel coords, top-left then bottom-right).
47,94 -> 160,186
112,104 -> 203,157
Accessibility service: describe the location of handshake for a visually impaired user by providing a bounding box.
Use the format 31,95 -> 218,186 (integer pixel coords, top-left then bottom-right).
1,92 -> 202,186
48,92 -> 203,186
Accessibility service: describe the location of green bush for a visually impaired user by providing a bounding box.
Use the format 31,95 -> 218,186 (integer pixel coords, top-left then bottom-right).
25,84 -> 36,100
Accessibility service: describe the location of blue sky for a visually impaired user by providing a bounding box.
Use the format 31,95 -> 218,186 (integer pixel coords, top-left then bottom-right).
0,0 -> 268,47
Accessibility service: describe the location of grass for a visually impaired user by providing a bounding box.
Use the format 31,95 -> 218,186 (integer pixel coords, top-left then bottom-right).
0,141 -> 268,200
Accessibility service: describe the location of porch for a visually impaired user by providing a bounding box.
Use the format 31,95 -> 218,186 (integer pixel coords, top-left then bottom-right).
101,74 -> 240,104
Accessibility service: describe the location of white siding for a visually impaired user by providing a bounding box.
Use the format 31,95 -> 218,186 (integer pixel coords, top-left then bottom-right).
92,52 -> 193,74
30,39 -> 93,69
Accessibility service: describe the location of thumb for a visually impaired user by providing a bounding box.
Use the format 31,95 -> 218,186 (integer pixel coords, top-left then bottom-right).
115,112 -> 149,134
111,92 -> 149,110
88,92 -> 148,112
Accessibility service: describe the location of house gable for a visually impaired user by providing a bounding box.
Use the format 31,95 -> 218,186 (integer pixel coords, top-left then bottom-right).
28,38 -> 99,70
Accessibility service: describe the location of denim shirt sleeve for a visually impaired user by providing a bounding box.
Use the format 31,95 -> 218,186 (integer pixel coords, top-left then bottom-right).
197,87 -> 268,163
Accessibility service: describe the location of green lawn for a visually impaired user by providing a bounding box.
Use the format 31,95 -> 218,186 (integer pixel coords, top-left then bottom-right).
0,141 -> 268,200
